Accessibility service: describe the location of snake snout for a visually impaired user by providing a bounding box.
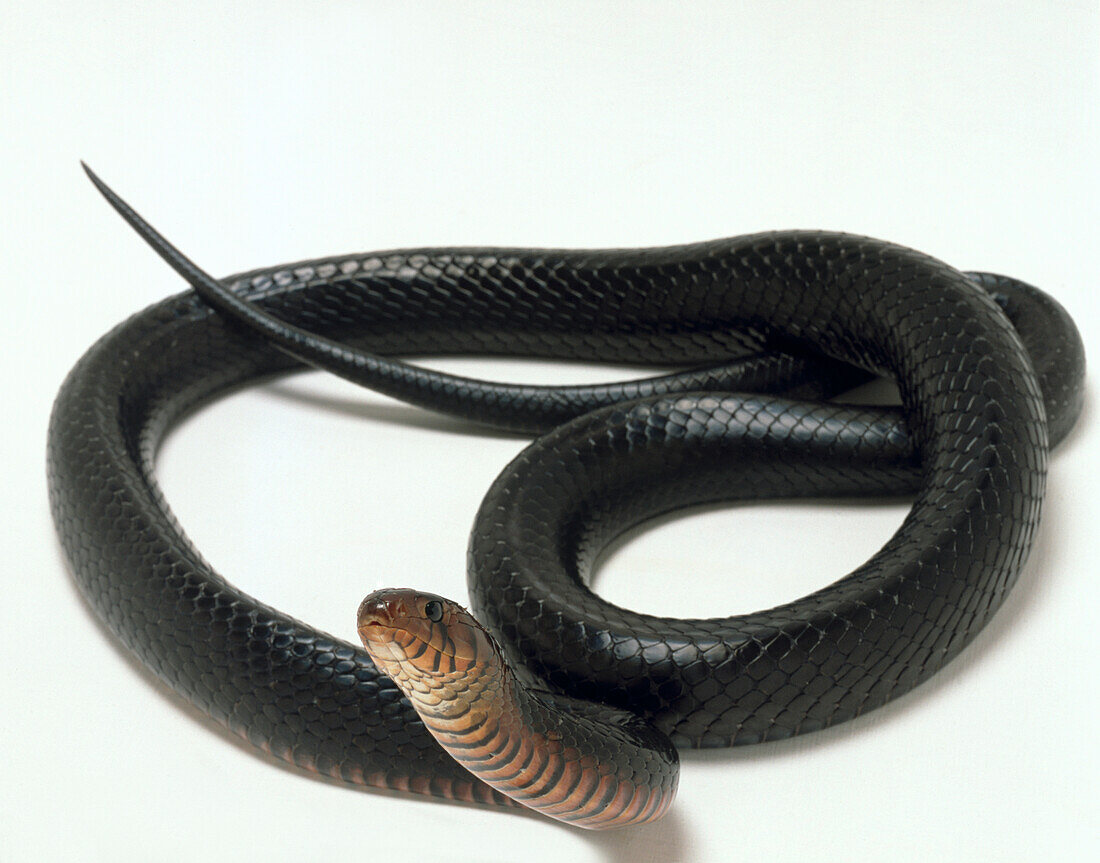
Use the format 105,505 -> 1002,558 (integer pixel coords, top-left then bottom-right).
357,591 -> 404,641
357,588 -> 428,644
357,594 -> 387,622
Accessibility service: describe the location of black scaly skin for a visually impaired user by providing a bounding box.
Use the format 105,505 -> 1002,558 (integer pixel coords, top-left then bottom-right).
48,172 -> 1085,812
467,271 -> 1086,748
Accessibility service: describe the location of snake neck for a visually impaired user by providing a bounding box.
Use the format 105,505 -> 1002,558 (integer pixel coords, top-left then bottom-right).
406,649 -> 514,731
408,659 -> 676,829
356,590 -> 678,829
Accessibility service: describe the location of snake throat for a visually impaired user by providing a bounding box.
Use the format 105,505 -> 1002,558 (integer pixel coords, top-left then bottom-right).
357,589 -> 678,828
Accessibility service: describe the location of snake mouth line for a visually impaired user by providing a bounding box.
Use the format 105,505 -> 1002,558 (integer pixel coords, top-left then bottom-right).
357,613 -> 458,662
356,619 -> 391,642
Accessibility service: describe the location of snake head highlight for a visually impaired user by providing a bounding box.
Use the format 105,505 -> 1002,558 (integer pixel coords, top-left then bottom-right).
357,589 -> 505,716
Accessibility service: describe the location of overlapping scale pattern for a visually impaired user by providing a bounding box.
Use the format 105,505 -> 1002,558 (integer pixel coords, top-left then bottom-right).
48,231 -> 1084,821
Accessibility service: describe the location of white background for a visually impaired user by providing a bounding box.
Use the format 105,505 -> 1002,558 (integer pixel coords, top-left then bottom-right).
2,2 -> 1097,861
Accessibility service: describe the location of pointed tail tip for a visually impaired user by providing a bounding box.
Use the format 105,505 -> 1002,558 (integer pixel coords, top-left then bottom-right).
79,163 -> 134,224
80,161 -> 109,195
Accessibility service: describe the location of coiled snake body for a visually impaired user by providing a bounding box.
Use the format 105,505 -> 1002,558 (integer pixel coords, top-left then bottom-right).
47,170 -> 1084,828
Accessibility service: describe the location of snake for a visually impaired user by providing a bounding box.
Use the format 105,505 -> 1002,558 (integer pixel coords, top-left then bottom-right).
47,166 -> 1085,829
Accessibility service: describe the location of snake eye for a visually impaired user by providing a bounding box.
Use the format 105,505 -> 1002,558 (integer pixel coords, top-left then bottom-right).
424,600 -> 443,622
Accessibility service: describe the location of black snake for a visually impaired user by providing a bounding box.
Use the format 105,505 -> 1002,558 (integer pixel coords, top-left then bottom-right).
47,167 -> 1084,827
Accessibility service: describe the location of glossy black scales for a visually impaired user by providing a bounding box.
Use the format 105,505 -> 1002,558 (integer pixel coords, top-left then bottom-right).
48,174 -> 1085,815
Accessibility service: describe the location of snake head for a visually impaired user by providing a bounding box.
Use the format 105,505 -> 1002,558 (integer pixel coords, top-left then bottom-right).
356,589 -> 504,715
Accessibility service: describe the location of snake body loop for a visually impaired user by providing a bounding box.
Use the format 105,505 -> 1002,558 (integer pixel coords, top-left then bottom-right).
48,173 -> 1085,827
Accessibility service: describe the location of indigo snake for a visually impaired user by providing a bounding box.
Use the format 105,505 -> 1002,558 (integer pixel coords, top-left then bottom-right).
47,167 -> 1084,828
